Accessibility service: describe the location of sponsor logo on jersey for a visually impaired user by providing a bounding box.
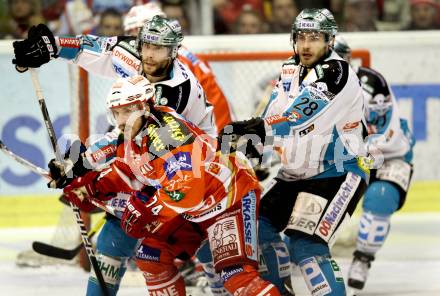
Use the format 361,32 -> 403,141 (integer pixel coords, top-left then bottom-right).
59,38 -> 80,48
163,115 -> 187,142
89,144 -> 117,163
164,152 -> 192,179
308,86 -> 333,102
136,245 -> 161,262
210,217 -> 240,263
299,124 -> 315,137
287,110 -> 302,122
273,243 -> 291,278
147,124 -> 166,151
144,220 -> 163,233
109,194 -> 129,212
164,174 -> 190,191
100,37 -> 118,51
177,62 -> 189,79
165,189 -> 185,201
97,257 -> 121,284
299,257 -> 331,296
113,47 -> 140,72
265,114 -> 288,125
113,64 -> 130,78
286,192 -> 327,235
316,173 -> 360,241
283,81 -> 292,92
207,163 -> 221,175
282,66 -> 295,75
343,121 -> 360,131
220,266 -> 244,283
181,203 -> 223,222
242,192 -> 257,260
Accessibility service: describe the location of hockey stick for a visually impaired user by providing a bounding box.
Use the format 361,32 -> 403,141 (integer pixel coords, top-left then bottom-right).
0,140 -> 120,218
32,216 -> 106,260
29,69 -> 110,296
0,140 -> 51,179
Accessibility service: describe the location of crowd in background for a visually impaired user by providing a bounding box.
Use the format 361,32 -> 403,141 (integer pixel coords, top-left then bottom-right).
1,0 -> 440,39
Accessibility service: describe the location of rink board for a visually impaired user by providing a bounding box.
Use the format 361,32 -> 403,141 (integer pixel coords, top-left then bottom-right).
0,181 -> 439,228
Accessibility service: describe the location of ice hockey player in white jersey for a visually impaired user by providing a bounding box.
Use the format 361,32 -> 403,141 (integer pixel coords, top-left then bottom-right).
12,15 -> 216,137
334,36 -> 416,292
221,8 -> 369,296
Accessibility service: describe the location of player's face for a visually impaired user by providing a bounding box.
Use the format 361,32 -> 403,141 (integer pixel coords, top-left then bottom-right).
112,102 -> 146,139
296,31 -> 328,67
141,43 -> 172,78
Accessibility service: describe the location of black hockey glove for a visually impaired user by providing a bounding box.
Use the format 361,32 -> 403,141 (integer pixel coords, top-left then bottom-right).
12,24 -> 58,71
47,140 -> 91,189
225,117 -> 266,139
254,166 -> 270,181
218,117 -> 266,158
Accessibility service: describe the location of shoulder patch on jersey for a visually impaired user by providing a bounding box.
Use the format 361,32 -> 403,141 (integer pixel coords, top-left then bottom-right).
98,37 -> 118,52
316,59 -> 350,95
117,40 -> 139,58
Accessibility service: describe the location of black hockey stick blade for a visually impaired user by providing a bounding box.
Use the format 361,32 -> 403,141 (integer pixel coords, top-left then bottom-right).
32,241 -> 82,260
31,216 -> 106,260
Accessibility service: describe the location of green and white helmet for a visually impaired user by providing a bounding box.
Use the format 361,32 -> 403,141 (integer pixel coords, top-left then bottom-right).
137,15 -> 184,58
291,8 -> 338,42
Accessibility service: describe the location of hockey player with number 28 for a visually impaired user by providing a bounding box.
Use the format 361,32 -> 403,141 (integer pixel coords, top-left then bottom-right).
221,8 -> 370,296
59,74 -> 281,296
334,36 -> 416,292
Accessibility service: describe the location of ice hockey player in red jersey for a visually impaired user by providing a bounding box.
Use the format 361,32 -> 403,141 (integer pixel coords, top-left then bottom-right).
60,75 -> 281,296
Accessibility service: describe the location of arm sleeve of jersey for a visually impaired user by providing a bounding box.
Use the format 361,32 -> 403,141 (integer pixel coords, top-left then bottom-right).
264,60 -> 351,138
84,129 -> 120,170
91,161 -> 142,198
56,35 -> 121,78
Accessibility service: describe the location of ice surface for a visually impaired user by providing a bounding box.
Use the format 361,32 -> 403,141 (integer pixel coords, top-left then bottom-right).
1,213 -> 439,295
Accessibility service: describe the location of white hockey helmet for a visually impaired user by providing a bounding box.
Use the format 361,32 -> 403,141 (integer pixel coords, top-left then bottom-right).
106,75 -> 155,125
124,3 -> 166,34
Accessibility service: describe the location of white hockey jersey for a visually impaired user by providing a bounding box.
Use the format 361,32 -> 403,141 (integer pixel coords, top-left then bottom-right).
262,51 -> 368,181
56,35 -> 216,137
356,66 -> 414,162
